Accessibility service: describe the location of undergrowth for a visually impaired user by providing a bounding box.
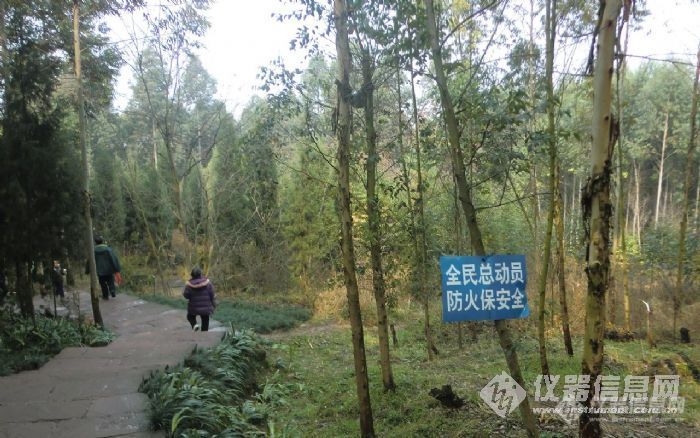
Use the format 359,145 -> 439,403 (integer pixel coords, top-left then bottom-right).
0,308 -> 115,376
138,293 -> 311,333
264,307 -> 700,437
139,329 -> 295,437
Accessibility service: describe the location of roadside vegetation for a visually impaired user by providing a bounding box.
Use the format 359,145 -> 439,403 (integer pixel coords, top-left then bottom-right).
264,308 -> 700,437
139,329 -> 295,437
0,306 -> 115,376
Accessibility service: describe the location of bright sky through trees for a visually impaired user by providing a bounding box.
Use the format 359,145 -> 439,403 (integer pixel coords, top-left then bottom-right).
109,0 -> 700,117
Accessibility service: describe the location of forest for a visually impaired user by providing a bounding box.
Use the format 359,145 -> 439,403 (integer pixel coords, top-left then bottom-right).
0,0 -> 698,437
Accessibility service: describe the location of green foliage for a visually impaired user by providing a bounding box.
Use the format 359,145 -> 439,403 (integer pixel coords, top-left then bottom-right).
267,305 -> 700,436
139,293 -> 311,334
0,309 -> 115,376
139,329 -> 271,437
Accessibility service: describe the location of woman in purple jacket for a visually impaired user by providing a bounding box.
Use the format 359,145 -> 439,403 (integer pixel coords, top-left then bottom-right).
183,267 -> 216,331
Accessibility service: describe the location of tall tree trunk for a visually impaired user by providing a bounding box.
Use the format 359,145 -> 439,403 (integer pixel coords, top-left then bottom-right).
152,118 -> 158,168
554,162 -> 574,356
454,181 -> 466,349
674,46 -> 699,343
662,179 -> 669,220
633,159 -> 642,247
424,1 -> 538,436
562,181 -> 568,234
580,1 -> 621,436
527,0 -> 541,238
625,177 -> 631,231
361,50 -> 395,391
74,0 -> 103,327
615,23 -> 631,332
15,260 -> 34,319
695,162 -> 700,233
396,63 -> 417,253
654,112 -> 669,228
536,0 -> 557,377
569,173 -> 578,247
409,61 -> 437,361
645,301 -> 655,348
199,166 -> 213,273
333,1 -> 374,435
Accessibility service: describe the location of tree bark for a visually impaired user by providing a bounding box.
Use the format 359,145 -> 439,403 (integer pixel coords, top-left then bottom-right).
654,112 -> 669,228
74,0 -> 103,327
454,181 -> 465,349
333,1 -> 375,435
674,46 -> 699,343
409,61 -> 437,361
361,49 -> 395,391
527,0 -> 541,238
554,161 -> 573,356
695,162 -> 700,233
536,0 -> 557,377
394,63 -> 411,353
15,260 -> 34,319
633,159 -> 642,247
615,23 -> 630,332
580,1 -> 621,436
424,1 -> 538,436
568,173 -> 578,247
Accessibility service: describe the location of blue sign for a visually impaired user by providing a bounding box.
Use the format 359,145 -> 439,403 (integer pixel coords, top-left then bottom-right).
440,255 -> 530,322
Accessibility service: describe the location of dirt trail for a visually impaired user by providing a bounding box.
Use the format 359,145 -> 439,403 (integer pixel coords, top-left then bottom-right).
0,291 -> 224,438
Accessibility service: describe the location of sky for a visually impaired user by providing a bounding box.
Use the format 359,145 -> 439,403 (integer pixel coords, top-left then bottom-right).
109,0 -> 700,117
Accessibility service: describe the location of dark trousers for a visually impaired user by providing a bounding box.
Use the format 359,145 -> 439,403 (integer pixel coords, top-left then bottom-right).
98,274 -> 116,298
187,314 -> 210,331
53,283 -> 64,298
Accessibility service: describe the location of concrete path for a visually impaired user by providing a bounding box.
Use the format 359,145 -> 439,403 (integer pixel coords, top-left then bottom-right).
0,292 -> 224,438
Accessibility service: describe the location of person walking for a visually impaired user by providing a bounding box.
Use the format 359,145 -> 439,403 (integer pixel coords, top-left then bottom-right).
50,260 -> 66,301
183,267 -> 216,331
89,236 -> 121,300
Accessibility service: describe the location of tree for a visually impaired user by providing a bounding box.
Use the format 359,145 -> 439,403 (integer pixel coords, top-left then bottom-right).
579,1 -> 622,436
333,0 -> 375,435
614,22 -> 631,332
0,1 -> 85,318
422,0 -> 538,436
126,0 -> 211,266
536,0 -> 557,377
358,42 -> 396,390
74,0 -> 103,326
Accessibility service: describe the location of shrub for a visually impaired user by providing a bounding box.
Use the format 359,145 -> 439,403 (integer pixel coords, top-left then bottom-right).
140,329 -> 271,437
0,309 -> 115,376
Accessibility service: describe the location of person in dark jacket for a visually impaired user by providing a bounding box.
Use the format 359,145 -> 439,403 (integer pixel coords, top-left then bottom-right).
50,260 -> 66,299
183,267 -> 216,331
88,236 -> 121,299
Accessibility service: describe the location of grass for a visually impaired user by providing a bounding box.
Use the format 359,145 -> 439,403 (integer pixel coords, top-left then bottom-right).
140,329 -> 293,437
0,308 -> 115,376
137,292 -> 312,334
262,311 -> 700,437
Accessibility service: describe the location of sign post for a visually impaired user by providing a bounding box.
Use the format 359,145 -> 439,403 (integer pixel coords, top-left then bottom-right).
440,255 -> 530,322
